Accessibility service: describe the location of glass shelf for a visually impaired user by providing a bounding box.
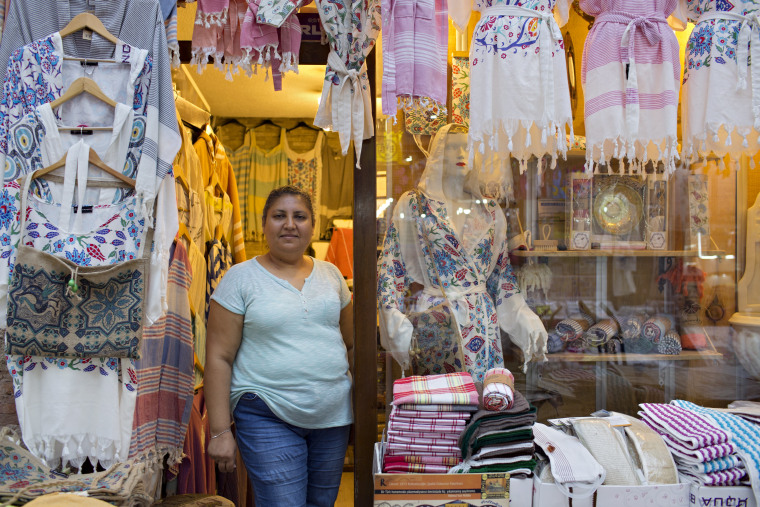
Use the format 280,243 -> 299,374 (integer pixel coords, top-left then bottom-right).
512,249 -> 726,258
546,349 -> 723,362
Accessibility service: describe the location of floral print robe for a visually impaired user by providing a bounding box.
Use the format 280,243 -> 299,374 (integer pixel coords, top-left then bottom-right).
378,189 -> 524,382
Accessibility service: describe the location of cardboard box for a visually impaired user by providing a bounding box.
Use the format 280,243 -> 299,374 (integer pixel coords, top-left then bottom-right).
533,475 -> 690,507
689,484 -> 756,507
373,443 -> 533,507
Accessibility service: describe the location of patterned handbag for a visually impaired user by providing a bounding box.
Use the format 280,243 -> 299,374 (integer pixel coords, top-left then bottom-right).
406,191 -> 466,376
5,174 -> 151,359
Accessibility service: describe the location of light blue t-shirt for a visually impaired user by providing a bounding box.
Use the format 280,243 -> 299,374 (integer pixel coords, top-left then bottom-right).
211,257 -> 353,429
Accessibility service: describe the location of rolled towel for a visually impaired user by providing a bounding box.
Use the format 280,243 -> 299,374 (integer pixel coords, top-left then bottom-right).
657,330 -> 682,355
483,367 -> 515,411
583,318 -> 620,348
604,336 -> 624,354
555,314 -> 594,342
620,312 -> 648,340
547,331 -> 565,353
642,315 -> 674,344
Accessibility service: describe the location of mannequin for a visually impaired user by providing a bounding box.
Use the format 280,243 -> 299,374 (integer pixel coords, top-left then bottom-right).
378,124 -> 547,381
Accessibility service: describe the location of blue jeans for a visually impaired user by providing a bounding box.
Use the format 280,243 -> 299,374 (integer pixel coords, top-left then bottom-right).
233,392 -> 350,507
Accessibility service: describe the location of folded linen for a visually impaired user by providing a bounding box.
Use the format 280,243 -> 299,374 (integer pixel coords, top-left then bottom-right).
677,455 -> 742,474
660,435 -> 737,463
388,420 -> 467,433
389,414 -> 466,426
467,463 -> 535,475
467,455 -> 535,468
385,448 -> 461,458
458,391 -> 537,459
384,455 -> 461,466
396,404 -> 479,412
383,463 -> 453,473
392,408 -> 472,419
483,368 -> 515,411
392,373 -> 479,407
387,442 -> 461,455
679,468 -> 746,486
471,432 -> 534,453
639,403 -> 731,449
387,434 -> 459,446
471,441 -> 535,460
387,429 -> 461,441
672,399 -> 760,506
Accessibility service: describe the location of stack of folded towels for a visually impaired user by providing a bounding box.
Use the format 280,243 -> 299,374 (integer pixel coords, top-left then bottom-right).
383,372 -> 479,473
638,403 -> 746,486
455,368 -> 537,475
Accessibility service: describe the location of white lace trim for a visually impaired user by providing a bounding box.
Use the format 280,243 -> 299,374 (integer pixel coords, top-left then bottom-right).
26,433 -> 125,470
468,117 -> 575,175
195,8 -> 229,28
584,135 -> 680,176
682,123 -> 760,168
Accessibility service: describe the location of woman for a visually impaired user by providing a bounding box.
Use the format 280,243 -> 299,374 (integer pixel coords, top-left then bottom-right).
206,185 -> 354,506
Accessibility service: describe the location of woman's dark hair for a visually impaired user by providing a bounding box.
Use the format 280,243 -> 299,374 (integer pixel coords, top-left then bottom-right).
262,185 -> 315,226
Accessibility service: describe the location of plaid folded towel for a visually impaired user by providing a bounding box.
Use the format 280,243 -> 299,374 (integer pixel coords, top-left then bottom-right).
388,434 -> 459,446
392,408 -> 472,419
387,442 -> 461,455
396,404 -> 478,412
383,463 -> 453,473
384,455 -> 461,466
393,373 -> 479,406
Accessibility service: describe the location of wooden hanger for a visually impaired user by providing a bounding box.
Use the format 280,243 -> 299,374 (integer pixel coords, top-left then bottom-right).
49,77 -> 117,110
287,121 -> 319,132
175,171 -> 190,194
59,12 -> 119,45
254,119 -> 279,129
209,172 -> 225,197
177,222 -> 192,244
33,147 -> 136,187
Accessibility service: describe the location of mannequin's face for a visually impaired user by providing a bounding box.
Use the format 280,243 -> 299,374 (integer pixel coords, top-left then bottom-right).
442,133 -> 469,181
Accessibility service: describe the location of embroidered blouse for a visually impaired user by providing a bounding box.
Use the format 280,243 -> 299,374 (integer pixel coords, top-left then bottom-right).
671,0 -> 760,164
448,0 -> 573,174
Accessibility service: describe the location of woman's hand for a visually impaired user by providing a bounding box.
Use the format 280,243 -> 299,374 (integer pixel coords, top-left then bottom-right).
208,431 -> 238,473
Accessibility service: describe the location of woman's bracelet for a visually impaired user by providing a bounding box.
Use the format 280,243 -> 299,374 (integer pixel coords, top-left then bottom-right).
211,427 -> 232,439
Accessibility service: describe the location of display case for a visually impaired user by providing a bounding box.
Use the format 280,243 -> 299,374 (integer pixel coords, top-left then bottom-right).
506,151 -> 747,419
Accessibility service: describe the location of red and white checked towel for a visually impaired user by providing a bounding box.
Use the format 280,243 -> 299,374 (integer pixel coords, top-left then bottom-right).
482,368 -> 514,411
389,414 -> 466,426
388,420 -> 466,434
388,434 -> 459,446
384,455 -> 461,466
385,447 -> 461,458
387,442 -> 461,455
388,429 -> 462,441
639,403 -> 731,449
383,463 -> 453,473
396,404 -> 478,412
392,408 -> 472,419
392,373 -> 479,406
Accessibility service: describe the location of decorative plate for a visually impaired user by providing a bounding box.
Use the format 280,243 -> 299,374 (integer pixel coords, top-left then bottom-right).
593,183 -> 644,236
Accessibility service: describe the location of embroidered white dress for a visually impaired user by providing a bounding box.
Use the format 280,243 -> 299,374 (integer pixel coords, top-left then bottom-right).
581,0 -> 681,174
672,0 -> 760,163
0,160 -> 145,467
449,0 -> 573,173
377,125 -> 547,380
